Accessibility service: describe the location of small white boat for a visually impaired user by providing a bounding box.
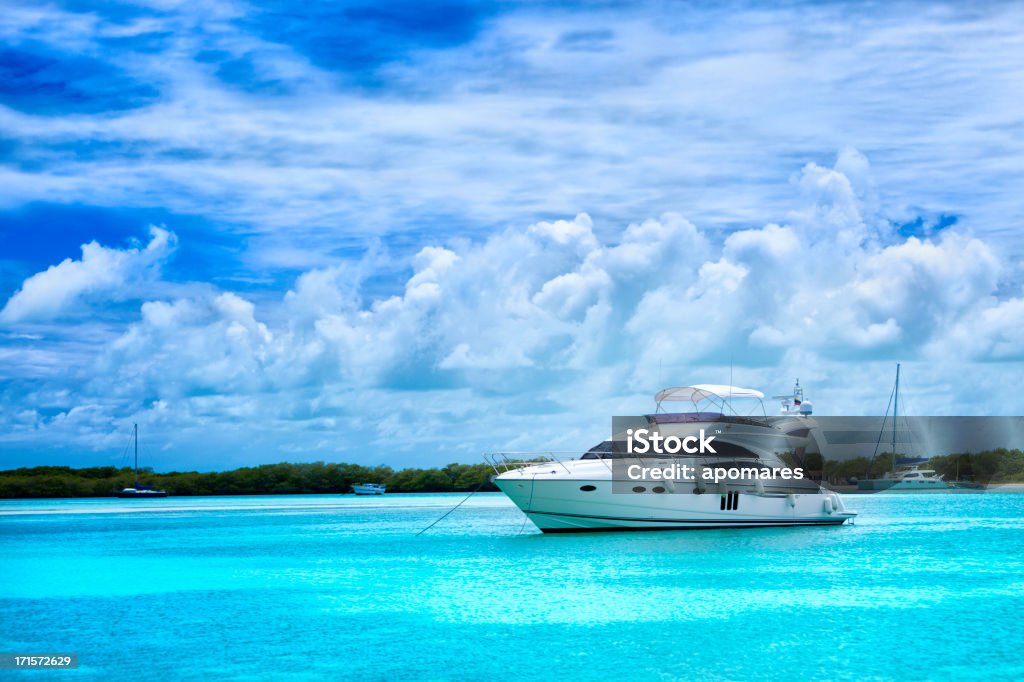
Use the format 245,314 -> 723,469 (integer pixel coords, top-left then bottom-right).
857,463 -> 950,492
351,483 -> 386,495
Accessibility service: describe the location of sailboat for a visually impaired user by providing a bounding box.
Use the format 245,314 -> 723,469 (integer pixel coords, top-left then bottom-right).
856,365 -> 949,492
115,423 -> 168,498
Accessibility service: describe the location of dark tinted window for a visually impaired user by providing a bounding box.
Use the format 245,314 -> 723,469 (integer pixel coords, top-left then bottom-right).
706,442 -> 761,458
580,440 -> 615,459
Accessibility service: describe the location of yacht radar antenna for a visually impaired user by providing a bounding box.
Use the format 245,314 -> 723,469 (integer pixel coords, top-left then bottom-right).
773,379 -> 812,415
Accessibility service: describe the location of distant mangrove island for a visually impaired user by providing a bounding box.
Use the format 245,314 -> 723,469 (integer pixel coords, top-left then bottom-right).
0,461 -> 499,498
0,448 -> 1021,498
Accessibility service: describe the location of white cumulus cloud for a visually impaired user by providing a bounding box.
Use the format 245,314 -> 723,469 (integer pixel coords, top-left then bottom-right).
1,226 -> 176,323
91,153 -> 1020,409
6,151 -> 1024,468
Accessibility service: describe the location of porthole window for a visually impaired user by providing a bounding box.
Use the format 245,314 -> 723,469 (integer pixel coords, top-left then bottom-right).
579,485 -> 597,492
632,486 -> 646,493
652,486 -> 666,493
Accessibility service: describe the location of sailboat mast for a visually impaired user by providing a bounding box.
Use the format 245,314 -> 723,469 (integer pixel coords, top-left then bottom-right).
134,423 -> 139,487
892,364 -> 900,473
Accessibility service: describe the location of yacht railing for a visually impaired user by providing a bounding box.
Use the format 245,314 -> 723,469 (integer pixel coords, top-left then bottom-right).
484,450 -> 791,476
484,451 -> 614,475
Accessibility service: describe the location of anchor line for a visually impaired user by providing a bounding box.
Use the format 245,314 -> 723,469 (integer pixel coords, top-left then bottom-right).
517,473 -> 537,535
415,480 -> 488,536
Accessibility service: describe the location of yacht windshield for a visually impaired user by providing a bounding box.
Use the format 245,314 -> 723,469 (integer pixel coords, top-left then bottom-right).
580,440 -> 763,460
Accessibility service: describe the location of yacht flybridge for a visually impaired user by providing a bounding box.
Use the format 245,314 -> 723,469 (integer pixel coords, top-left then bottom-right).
488,382 -> 856,533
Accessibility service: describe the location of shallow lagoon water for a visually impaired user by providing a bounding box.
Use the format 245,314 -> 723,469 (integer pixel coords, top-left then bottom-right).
2,493 -> 1023,681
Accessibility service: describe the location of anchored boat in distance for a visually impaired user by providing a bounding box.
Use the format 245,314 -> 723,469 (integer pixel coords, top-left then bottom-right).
856,460 -> 950,491
351,483 -> 387,495
115,423 -> 168,498
488,382 -> 856,533
855,364 -> 955,493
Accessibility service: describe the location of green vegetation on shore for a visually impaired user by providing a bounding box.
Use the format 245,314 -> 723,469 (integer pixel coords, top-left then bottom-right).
3,448 -> 1022,498
0,462 -> 499,499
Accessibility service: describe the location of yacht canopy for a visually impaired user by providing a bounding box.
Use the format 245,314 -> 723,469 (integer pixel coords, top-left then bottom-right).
655,384 -> 765,403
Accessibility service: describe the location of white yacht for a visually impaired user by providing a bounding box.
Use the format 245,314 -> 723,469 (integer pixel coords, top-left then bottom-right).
351,483 -> 386,495
489,384 -> 856,533
856,462 -> 950,492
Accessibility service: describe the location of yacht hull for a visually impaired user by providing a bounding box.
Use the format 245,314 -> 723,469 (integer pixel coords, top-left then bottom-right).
494,477 -> 855,533
525,510 -> 849,533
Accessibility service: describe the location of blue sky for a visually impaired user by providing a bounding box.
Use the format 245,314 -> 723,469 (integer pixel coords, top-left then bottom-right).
1,0 -> 1023,471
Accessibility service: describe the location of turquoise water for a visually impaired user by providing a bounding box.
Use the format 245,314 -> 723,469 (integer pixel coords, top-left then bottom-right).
2,493 -> 1023,681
